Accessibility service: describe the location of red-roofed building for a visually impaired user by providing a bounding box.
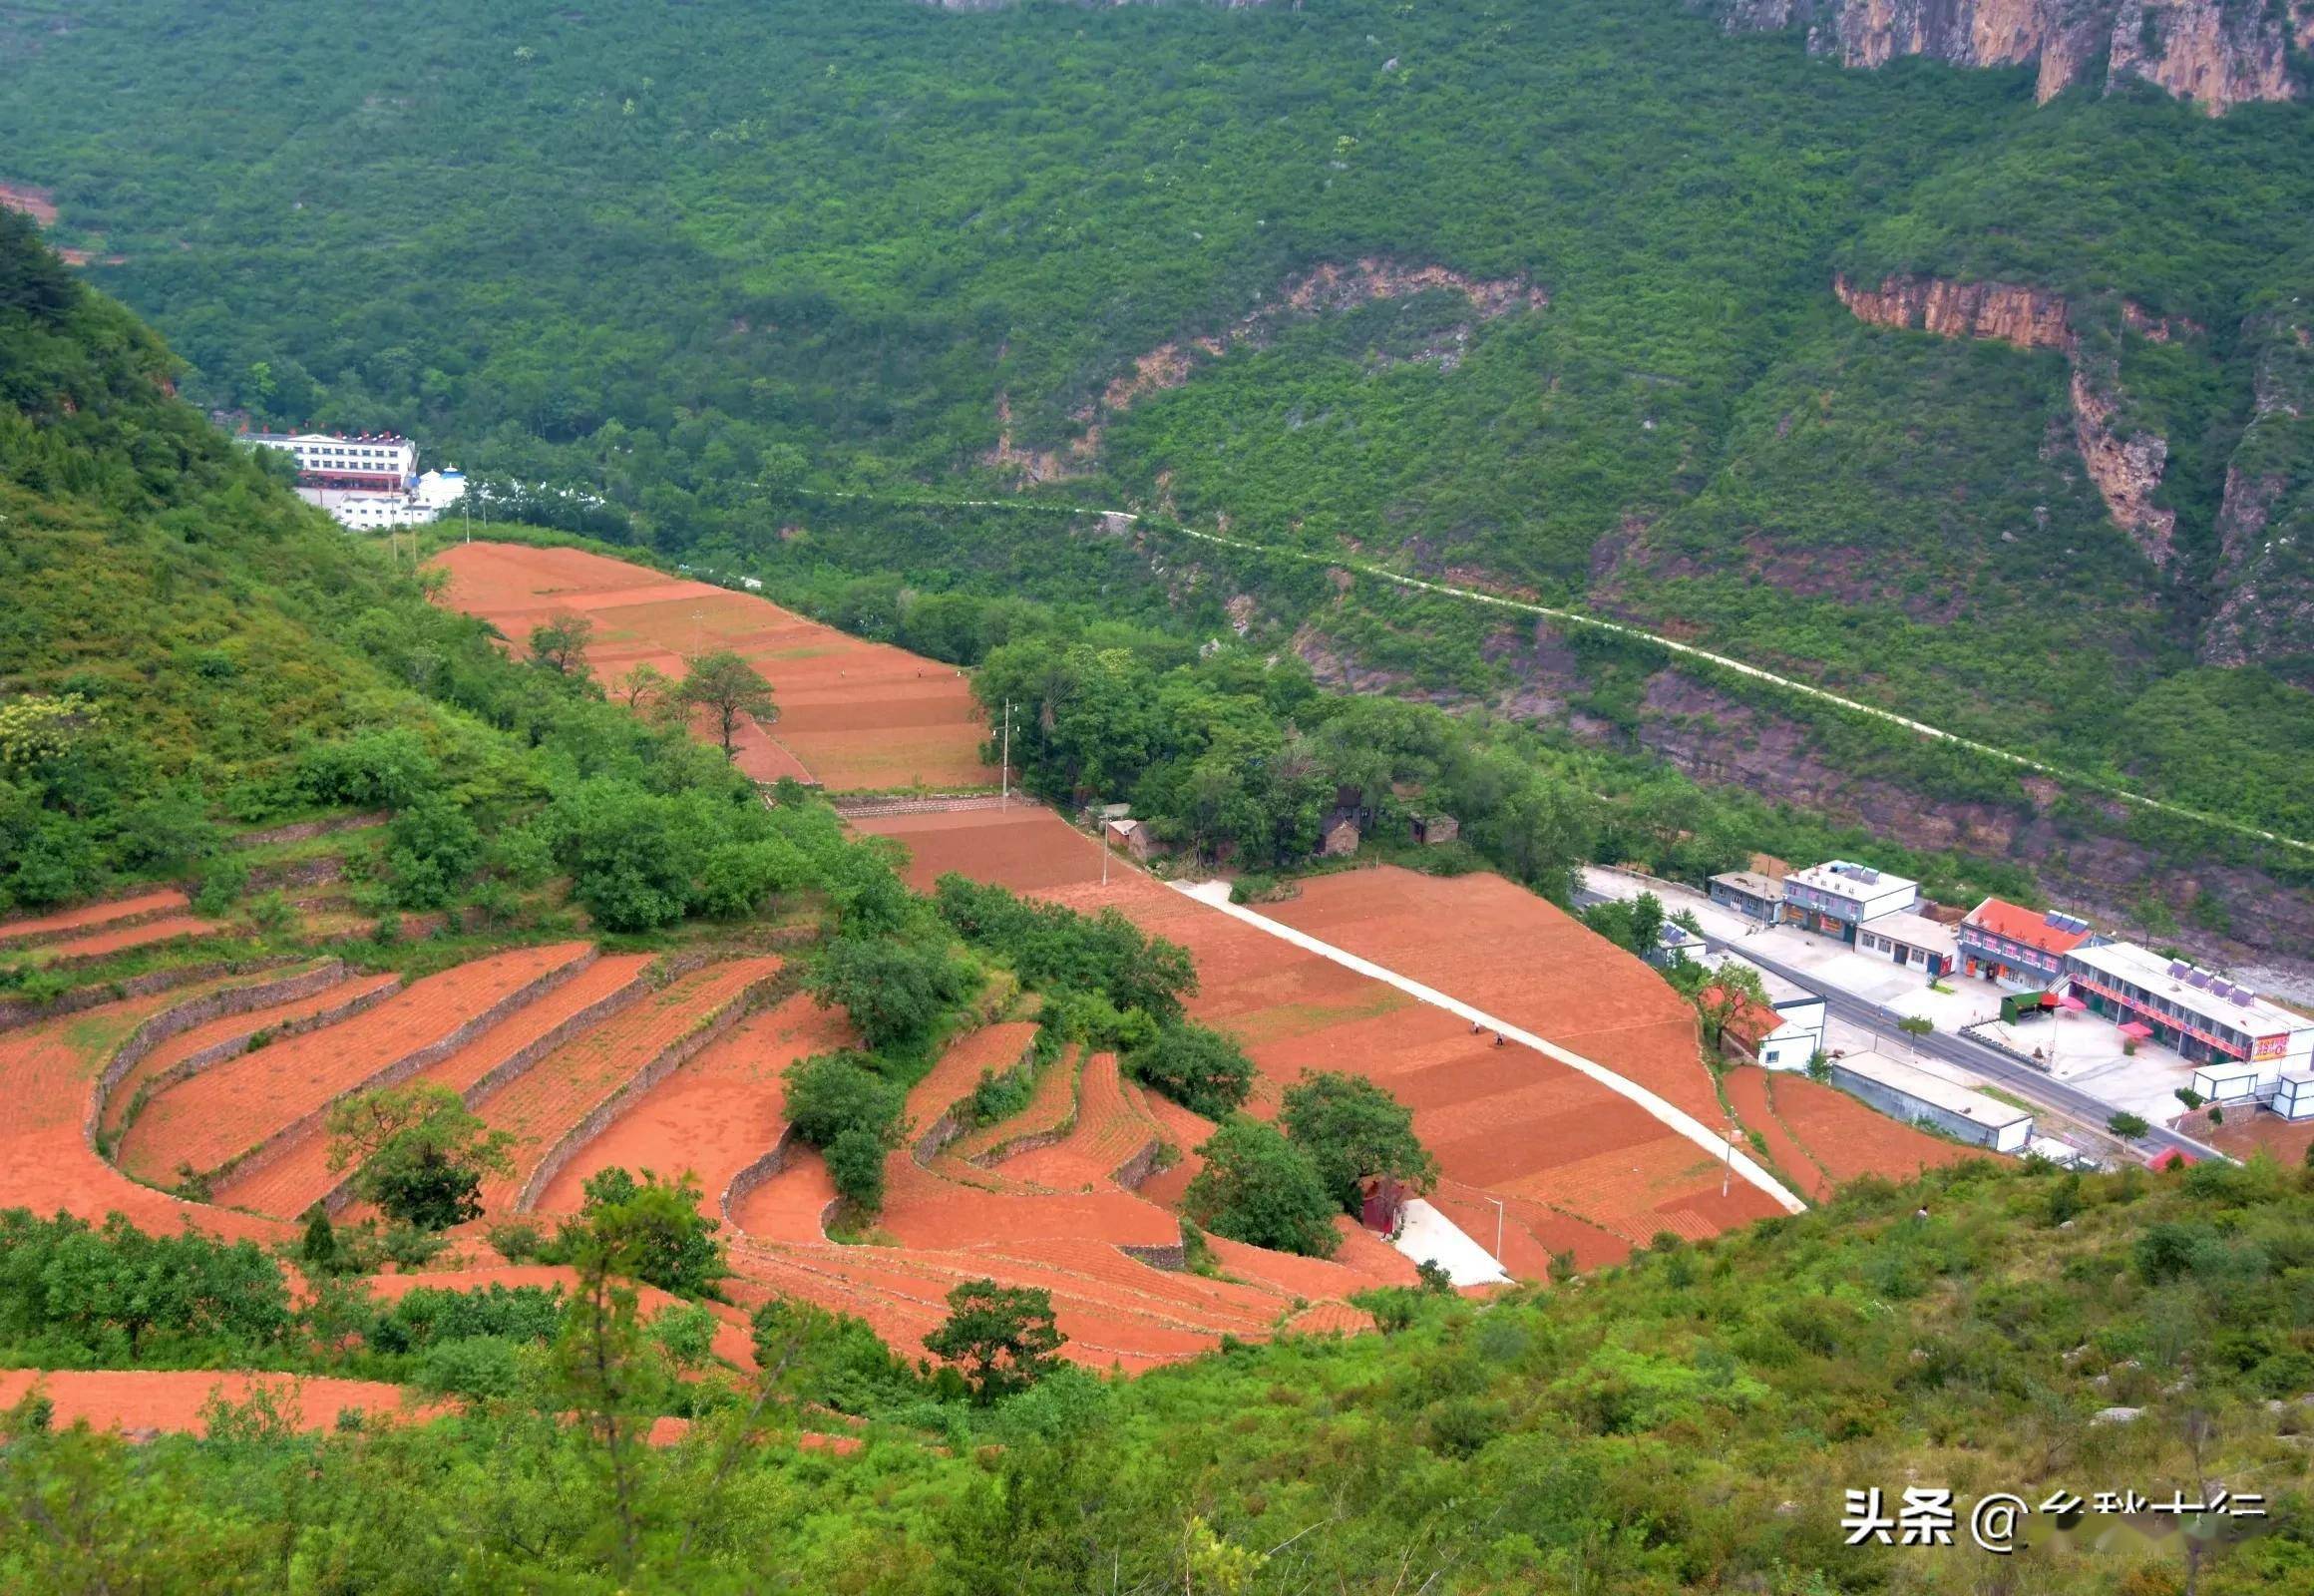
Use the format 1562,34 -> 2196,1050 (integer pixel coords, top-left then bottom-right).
1956,898 -> 2099,990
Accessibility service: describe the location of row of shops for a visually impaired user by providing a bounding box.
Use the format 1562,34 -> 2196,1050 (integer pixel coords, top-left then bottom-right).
1709,861 -> 2314,1117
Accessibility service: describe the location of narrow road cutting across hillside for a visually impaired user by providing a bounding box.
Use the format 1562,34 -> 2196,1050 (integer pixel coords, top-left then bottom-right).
789,488 -> 2312,860
1171,881 -> 1807,1216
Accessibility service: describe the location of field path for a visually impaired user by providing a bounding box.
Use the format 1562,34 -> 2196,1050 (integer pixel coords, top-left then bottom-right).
1175,881 -> 1804,1215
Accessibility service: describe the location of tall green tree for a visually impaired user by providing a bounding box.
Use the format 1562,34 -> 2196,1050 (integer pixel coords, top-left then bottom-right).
922,1279 -> 1065,1403
325,1083 -> 516,1232
1279,1071 -> 1438,1215
1182,1117 -> 1341,1259
675,649 -> 776,761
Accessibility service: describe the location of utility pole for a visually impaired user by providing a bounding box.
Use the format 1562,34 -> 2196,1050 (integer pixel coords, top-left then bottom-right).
1000,700 -> 1012,810
1489,1195 -> 1504,1270
1722,1106 -> 1741,1197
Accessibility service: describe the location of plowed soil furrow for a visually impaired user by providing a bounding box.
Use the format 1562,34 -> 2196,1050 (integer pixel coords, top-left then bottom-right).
102,972 -> 400,1137
211,957 -> 652,1220
0,889 -> 190,948
945,1044 -> 1080,1166
1723,1065 -> 1833,1201
533,990 -> 848,1215
1001,1052 -> 1159,1189
430,543 -> 992,792
37,914 -> 225,964
1023,870 -> 1780,1273
729,1142 -> 839,1243
117,944 -> 592,1185
0,1370 -> 437,1436
0,979 -> 290,1243
1766,1073 -> 1982,1186
853,806 -> 1109,894
477,958 -> 784,1211
905,1020 -> 1040,1146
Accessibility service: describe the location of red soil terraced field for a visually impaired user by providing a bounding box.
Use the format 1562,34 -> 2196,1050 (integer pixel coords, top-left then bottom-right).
941,1043 -> 1082,1168
0,980 -> 287,1243
729,1140 -> 840,1243
533,990 -> 852,1216
33,914 -> 225,966
101,969 -> 403,1139
1037,872 -> 1782,1257
214,954 -> 657,1221
903,1019 -> 1040,1150
728,1233 -> 1286,1373
1002,1050 -> 1169,1191
430,542 -> 994,792
0,888 -> 190,949
116,944 -> 592,1188
852,805 -> 1110,893
1266,867 -> 1729,1129
0,1371 -> 438,1437
478,957 -> 786,1212
1722,1065 -> 1833,1202
1758,1071 -> 1983,1188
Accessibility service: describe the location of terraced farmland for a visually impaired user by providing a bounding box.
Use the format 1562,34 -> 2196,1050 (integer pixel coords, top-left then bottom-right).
430,542 -> 993,792
1062,873 -> 1785,1251
0,888 -> 193,950
476,957 -> 786,1213
852,804 -> 1109,893
212,953 -> 658,1221
532,990 -> 851,1216
115,943 -> 593,1190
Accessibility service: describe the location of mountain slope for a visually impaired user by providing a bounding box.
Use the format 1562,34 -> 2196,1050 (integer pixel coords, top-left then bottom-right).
4,0 -> 2313,957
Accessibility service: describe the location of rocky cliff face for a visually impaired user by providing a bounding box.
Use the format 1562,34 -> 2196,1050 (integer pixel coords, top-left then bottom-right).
2201,305 -> 2314,677
1834,272 -> 2180,567
1832,271 -> 2071,350
1704,0 -> 2314,113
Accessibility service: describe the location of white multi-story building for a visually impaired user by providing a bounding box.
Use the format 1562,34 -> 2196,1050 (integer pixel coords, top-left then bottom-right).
242,432 -> 468,532
249,430 -> 418,490
1783,860 -> 1920,945
2060,941 -> 2314,1101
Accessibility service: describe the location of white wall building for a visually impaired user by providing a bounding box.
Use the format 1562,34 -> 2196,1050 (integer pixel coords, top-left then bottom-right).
248,431 -> 417,489
1783,860 -> 1921,944
242,432 -> 468,533
2060,941 -> 2314,1101
1829,1054 -> 2034,1153
1707,953 -> 1827,1071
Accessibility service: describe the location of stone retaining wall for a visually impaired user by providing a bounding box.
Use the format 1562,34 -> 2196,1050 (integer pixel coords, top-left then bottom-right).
0,957 -> 299,1035
88,963 -> 354,1145
515,972 -> 786,1212
720,1124 -> 801,1225
94,969 -> 401,1148
212,950 -> 597,1189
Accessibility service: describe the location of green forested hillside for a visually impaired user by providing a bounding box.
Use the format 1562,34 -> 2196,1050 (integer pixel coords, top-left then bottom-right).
0,204 -> 888,942
4,2 -> 2311,780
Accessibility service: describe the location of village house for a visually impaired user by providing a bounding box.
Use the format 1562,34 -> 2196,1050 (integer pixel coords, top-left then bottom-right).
1707,956 -> 1826,1070
1955,898 -> 2098,990
1708,869 -> 1786,925
1856,909 -> 1959,979
1320,815 -> 1361,858
1409,812 -> 1459,846
1783,860 -> 1919,945
1103,817 -> 1164,862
